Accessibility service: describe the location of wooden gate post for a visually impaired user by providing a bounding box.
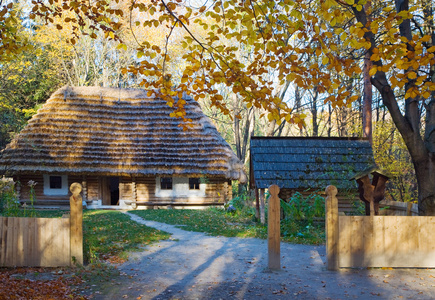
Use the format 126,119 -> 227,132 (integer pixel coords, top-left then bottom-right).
325,185 -> 339,270
70,183 -> 83,266
268,184 -> 280,270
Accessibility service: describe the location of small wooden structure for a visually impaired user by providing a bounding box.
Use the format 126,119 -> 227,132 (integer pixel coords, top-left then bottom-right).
350,167 -> 390,216
325,185 -> 435,269
250,137 -> 375,215
0,86 -> 246,209
0,183 -> 83,267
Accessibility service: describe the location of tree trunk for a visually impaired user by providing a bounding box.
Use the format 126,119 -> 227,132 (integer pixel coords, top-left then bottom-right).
363,51 -> 373,144
354,0 -> 435,215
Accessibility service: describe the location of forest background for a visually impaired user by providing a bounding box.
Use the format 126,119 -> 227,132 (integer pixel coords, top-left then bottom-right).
1,0 -> 433,212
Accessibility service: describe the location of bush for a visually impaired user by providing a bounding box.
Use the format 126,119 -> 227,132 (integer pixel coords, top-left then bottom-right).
279,192 -> 325,245
281,192 -> 325,224
0,178 -> 20,216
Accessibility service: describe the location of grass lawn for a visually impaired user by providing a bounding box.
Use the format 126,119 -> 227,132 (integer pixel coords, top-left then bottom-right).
130,207 -> 325,245
131,207 -> 268,239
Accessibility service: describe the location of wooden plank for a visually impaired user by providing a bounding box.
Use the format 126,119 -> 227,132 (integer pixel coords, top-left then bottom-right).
38,218 -> 49,266
350,216 -> 363,267
24,218 -> 36,266
372,216 -> 384,266
362,216 -> 374,266
338,216 -> 351,267
16,218 -> 25,266
70,183 -> 83,265
0,217 -> 5,266
268,185 -> 280,270
326,185 -> 339,270
6,217 -> 16,267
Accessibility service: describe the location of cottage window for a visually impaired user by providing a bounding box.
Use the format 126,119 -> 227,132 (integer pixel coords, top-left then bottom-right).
43,174 -> 68,196
189,178 -> 200,190
160,177 -> 173,190
155,177 -> 206,198
49,176 -> 62,189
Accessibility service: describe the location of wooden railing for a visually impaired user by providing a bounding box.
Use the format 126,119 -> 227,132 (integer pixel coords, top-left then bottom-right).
326,185 -> 435,270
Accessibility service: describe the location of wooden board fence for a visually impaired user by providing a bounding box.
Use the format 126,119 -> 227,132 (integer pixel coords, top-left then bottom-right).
0,182 -> 84,267
326,185 -> 435,269
0,217 -> 71,267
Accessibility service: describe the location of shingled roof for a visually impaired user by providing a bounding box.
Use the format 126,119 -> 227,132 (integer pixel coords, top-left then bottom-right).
250,136 -> 374,190
0,86 -> 246,182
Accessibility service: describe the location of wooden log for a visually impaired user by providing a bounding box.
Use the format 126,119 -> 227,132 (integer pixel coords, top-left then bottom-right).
325,185 -> 339,270
268,184 -> 280,270
70,183 -> 83,266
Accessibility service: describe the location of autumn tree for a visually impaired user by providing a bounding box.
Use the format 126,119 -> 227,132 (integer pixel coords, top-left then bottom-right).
2,0 -> 435,214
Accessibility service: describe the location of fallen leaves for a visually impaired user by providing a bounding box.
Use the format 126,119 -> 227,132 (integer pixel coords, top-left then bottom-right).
0,267 -> 86,299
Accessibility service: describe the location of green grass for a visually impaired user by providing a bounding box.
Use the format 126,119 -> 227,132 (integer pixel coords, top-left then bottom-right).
131,208 -> 268,239
82,210 -> 170,263
131,207 -> 325,245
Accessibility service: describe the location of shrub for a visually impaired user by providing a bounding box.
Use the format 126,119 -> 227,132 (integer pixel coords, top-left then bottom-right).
0,178 -> 20,216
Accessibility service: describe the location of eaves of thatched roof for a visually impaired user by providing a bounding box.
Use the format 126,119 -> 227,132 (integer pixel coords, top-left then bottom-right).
1,86 -> 246,182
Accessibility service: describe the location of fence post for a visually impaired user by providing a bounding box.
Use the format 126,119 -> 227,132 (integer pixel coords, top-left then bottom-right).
325,185 -> 339,270
260,188 -> 266,224
70,183 -> 83,266
268,184 -> 280,270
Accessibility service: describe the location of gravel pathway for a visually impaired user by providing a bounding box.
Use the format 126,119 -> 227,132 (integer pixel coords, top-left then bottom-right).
94,212 -> 435,300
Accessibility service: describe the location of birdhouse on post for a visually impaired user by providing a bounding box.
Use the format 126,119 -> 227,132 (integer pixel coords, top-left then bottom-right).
350,167 -> 390,216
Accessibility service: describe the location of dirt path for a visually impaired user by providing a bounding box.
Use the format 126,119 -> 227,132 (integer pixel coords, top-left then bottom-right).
94,212 -> 435,299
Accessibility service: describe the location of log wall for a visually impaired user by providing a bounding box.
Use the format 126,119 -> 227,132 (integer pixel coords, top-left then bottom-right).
14,174 -> 232,206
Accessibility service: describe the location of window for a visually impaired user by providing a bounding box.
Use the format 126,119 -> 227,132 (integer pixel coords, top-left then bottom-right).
155,177 -> 205,198
43,174 -> 68,195
189,178 -> 200,190
49,176 -> 62,189
160,177 -> 173,190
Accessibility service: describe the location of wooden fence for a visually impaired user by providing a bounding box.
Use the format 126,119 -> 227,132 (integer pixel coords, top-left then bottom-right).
0,217 -> 71,267
0,183 -> 83,267
326,185 -> 435,270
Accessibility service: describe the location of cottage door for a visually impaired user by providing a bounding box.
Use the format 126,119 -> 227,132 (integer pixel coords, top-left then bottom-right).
100,177 -> 120,205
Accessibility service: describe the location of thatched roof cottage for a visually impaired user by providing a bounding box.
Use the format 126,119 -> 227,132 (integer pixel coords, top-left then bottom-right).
0,86 -> 246,209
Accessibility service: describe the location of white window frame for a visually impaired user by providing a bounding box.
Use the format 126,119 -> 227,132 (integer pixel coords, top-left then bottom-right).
155,177 -> 206,198
43,174 -> 68,196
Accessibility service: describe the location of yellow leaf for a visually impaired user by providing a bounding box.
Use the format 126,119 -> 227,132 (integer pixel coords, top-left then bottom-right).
340,32 -> 348,41
369,66 -> 377,76
316,48 -> 322,56
322,56 -> 329,65
408,71 -> 417,79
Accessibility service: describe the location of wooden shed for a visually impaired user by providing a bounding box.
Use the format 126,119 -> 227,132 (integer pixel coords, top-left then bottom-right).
0,86 -> 246,209
250,136 -> 375,213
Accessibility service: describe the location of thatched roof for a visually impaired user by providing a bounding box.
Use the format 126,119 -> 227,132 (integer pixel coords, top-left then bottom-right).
1,86 -> 246,182
250,136 -> 374,190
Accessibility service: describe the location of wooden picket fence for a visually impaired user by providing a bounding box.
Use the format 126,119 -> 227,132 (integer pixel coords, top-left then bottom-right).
326,185 -> 435,270
0,183 -> 84,267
